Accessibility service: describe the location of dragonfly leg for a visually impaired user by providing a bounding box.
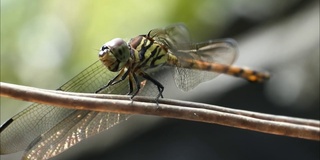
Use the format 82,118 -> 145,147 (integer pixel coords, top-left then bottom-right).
129,72 -> 141,99
127,73 -> 134,95
95,69 -> 129,93
139,72 -> 164,101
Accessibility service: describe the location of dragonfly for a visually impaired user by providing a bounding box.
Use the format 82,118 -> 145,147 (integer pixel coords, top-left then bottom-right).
0,24 -> 270,160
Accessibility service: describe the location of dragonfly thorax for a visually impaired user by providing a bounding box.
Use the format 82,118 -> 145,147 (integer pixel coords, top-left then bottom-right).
99,38 -> 131,72
129,35 -> 169,70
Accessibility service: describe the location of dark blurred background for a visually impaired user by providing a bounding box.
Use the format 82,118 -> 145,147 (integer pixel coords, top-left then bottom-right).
1,0 -> 319,160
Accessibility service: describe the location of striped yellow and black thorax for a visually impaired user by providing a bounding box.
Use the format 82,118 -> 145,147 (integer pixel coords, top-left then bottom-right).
129,35 -> 169,71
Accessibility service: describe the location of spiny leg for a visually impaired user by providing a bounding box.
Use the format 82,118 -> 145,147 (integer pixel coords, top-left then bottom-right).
127,72 -> 134,96
95,68 -> 129,93
129,72 -> 141,99
139,72 -> 164,101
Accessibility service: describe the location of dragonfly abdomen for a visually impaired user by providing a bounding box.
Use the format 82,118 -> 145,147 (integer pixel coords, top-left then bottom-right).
223,65 -> 270,82
167,55 -> 270,82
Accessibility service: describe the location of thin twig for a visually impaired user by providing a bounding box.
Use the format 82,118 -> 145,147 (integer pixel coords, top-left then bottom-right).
0,82 -> 319,141
37,88 -> 320,127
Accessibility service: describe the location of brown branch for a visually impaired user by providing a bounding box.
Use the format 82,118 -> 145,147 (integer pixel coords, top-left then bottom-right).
1,82 -> 319,141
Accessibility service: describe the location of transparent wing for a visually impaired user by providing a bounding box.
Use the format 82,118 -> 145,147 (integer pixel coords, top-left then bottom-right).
148,23 -> 191,50
148,24 -> 238,91
0,60 -> 154,159
173,39 -> 238,91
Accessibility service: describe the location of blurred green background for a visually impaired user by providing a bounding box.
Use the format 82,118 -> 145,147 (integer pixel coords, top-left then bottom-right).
1,0 -> 319,160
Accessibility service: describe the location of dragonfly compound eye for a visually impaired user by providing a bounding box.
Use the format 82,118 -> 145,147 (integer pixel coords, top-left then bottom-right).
100,45 -> 109,51
99,38 -> 130,72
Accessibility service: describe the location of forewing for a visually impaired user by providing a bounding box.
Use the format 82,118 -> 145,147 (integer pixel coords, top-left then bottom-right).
0,61 -> 132,159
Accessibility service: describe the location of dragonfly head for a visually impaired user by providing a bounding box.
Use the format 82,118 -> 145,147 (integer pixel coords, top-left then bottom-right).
99,38 -> 130,72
